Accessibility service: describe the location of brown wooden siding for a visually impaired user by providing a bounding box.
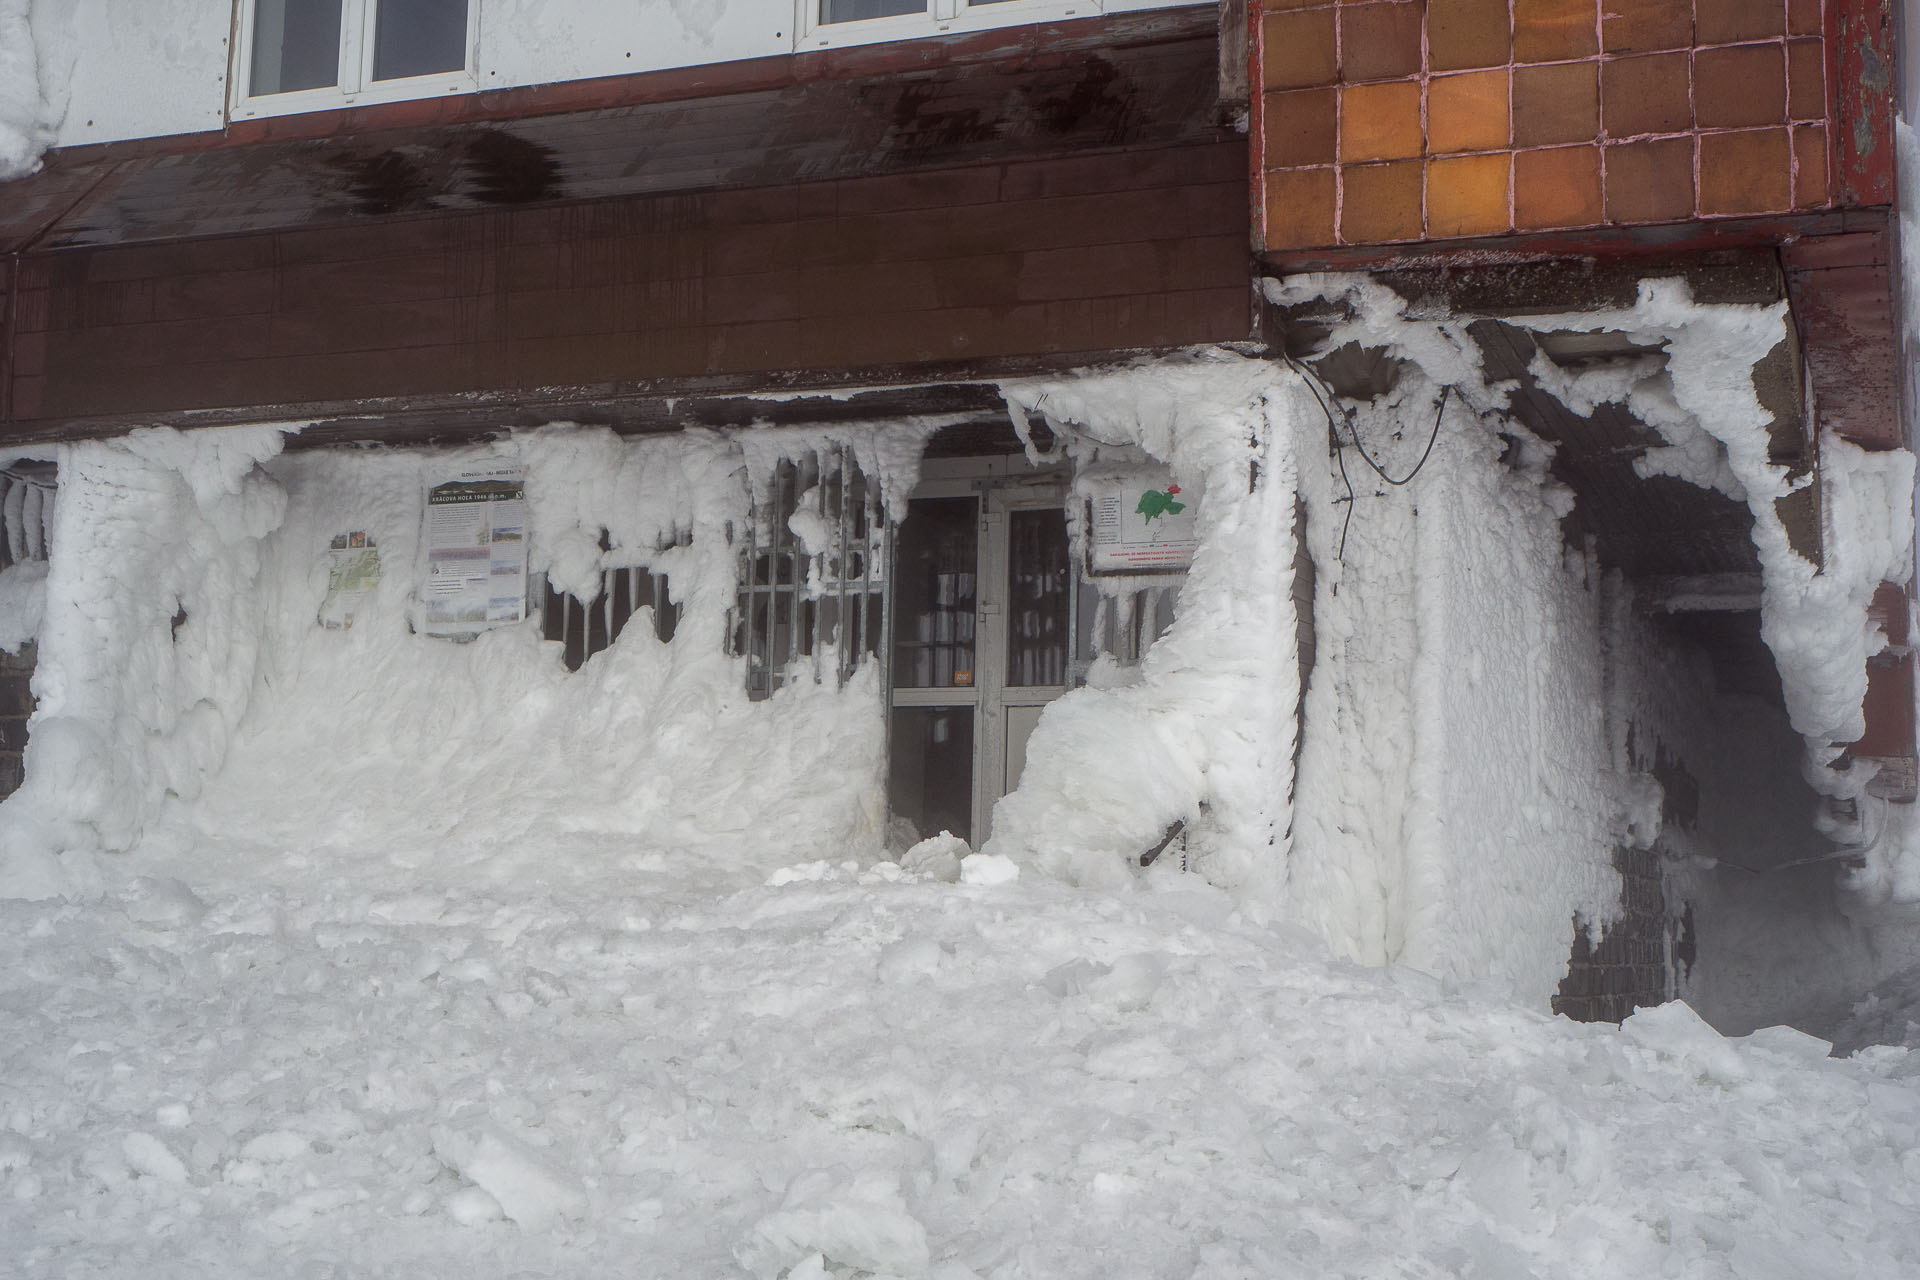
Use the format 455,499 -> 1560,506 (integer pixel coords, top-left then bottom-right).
6,141 -> 1251,433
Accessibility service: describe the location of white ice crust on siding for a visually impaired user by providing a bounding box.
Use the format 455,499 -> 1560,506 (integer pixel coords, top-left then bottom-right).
0,0 -> 46,177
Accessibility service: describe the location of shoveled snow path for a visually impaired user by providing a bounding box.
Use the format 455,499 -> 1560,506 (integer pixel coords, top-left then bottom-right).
2,848 -> 1916,1279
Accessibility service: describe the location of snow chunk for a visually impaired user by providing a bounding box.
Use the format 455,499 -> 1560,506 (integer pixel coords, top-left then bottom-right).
958,853 -> 1019,886
0,560 -> 46,654
876,936 -> 947,985
239,1130 -> 312,1164
735,1168 -> 932,1280
444,1185 -> 506,1225
1621,1001 -> 1749,1084
121,876 -> 206,930
121,1132 -> 189,1184
900,832 -> 967,882
432,1124 -> 586,1232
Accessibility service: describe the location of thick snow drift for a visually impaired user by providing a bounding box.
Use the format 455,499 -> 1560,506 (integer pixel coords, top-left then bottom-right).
0,849 -> 1915,1278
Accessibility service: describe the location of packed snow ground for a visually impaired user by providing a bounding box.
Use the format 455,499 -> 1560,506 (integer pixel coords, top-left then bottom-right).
3,837 -> 1918,1279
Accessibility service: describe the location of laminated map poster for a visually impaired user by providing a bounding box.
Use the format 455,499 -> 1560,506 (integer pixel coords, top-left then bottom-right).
421,466 -> 528,636
317,531 -> 380,630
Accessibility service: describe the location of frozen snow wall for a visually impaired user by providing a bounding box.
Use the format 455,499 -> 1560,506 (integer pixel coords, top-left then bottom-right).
0,427 -> 289,897
165,427 -> 893,887
1285,368 -> 1621,1002
1265,271 -> 1920,1008
982,350 -> 1654,1003
0,424 -> 899,896
985,358 -> 1310,899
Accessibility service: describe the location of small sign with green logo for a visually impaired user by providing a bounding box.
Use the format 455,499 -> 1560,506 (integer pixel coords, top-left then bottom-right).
1084,467 -> 1199,575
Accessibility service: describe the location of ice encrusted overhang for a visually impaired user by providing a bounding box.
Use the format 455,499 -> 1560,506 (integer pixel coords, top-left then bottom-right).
1263,268 -> 1917,805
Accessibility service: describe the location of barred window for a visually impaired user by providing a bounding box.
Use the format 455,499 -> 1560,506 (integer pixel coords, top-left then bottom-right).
0,464 -> 55,570
541,529 -> 683,672
732,448 -> 888,699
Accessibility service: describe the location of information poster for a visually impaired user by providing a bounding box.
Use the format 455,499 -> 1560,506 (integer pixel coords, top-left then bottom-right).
422,466 -> 528,636
1085,467 -> 1199,575
317,531 -> 381,630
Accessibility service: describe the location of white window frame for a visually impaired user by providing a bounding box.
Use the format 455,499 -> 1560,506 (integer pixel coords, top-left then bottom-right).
796,0 -> 1103,52
230,0 -> 480,121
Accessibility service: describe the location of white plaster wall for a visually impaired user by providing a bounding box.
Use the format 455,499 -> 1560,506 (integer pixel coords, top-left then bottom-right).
41,0 -> 1203,150
37,0 -> 233,150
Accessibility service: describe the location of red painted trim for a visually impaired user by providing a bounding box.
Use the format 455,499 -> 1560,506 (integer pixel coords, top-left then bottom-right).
1829,0 -> 1897,206
1258,207 -> 1891,273
1246,0 -> 1264,255
1,256 -> 14,426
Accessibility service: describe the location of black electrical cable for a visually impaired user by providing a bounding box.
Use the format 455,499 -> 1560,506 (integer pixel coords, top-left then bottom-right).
1349,384 -> 1449,488
1279,354 -> 1358,561
1281,353 -> 1450,564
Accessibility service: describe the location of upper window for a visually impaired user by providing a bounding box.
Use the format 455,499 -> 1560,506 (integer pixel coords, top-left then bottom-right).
809,0 -> 1097,47
236,0 -> 475,117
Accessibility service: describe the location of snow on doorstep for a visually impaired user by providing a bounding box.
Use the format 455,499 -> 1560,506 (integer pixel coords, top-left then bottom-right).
0,854 -> 1916,1279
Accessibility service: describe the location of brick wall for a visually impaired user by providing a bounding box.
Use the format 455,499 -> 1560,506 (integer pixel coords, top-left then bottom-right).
0,643 -> 34,800
1553,729 -> 1700,1022
1254,0 -> 1895,252
1552,844 -> 1676,1022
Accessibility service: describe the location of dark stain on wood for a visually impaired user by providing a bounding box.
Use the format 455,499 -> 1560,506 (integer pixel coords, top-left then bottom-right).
1,16 -> 1223,253
464,129 -> 565,205
2,139 -> 1251,433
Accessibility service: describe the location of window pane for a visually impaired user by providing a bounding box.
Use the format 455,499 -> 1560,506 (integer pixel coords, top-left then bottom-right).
892,497 -> 977,690
250,0 -> 343,95
373,0 -> 470,81
1006,508 -> 1069,687
889,706 -> 975,844
821,0 -> 927,23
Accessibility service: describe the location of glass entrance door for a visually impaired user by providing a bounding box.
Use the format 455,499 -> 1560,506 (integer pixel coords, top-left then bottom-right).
888,467 -> 1071,845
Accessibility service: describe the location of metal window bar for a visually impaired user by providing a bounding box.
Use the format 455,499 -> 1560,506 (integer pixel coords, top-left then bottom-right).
1078,582 -> 1177,669
541,530 -> 683,672
0,465 -> 56,572
732,447 -> 887,699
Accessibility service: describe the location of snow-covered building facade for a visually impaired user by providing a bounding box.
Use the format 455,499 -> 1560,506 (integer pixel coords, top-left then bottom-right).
0,0 -> 1915,1028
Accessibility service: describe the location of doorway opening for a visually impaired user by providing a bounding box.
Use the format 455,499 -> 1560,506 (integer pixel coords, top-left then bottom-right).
887,455 -> 1073,845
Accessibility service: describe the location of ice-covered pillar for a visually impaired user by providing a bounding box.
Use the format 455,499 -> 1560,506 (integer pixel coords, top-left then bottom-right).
0,427 -> 287,896
984,357 -> 1311,901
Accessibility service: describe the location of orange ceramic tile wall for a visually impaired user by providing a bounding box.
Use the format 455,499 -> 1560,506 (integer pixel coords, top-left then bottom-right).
1256,0 -> 1832,250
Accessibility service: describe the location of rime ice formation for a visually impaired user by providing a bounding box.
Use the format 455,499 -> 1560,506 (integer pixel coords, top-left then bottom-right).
0,0 -> 44,177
